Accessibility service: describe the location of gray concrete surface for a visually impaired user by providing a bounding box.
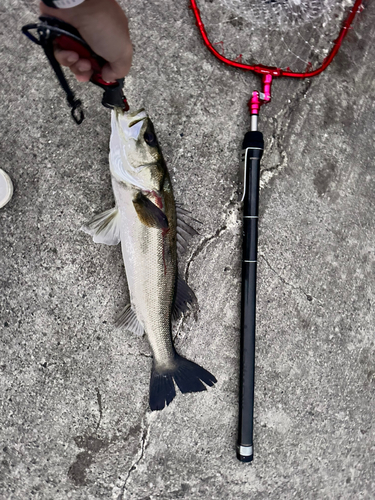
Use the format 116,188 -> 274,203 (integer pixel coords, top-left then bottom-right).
1,1 -> 374,499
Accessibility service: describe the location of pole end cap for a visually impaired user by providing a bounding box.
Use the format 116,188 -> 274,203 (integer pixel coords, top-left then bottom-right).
237,444 -> 253,463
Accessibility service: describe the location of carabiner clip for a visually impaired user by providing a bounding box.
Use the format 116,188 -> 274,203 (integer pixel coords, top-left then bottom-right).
69,98 -> 84,125
22,16 -> 129,123
22,19 -> 86,124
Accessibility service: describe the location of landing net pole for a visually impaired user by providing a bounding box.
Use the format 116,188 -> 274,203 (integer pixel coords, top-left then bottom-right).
237,76 -> 271,462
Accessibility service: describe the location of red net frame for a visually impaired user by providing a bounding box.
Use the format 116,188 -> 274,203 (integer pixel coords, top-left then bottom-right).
190,0 -> 364,79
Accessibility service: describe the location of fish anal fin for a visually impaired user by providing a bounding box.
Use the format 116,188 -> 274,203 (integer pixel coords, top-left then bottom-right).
115,304 -> 144,336
133,192 -> 168,229
172,275 -> 197,321
81,207 -> 121,245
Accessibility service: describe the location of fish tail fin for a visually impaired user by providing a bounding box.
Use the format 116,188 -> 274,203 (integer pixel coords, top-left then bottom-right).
149,369 -> 176,412
149,355 -> 217,411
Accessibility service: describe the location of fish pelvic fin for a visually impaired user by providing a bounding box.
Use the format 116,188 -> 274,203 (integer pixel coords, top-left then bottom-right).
115,304 -> 144,336
149,354 -> 217,411
81,207 -> 121,245
133,192 -> 169,229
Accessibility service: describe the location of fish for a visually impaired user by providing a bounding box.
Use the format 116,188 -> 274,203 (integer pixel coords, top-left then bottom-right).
83,108 -> 216,411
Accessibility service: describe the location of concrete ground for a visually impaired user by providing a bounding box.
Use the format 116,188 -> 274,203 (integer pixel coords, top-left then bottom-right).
1,1 -> 374,499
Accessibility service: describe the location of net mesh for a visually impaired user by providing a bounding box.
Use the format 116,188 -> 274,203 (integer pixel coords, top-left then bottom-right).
196,0 -> 359,72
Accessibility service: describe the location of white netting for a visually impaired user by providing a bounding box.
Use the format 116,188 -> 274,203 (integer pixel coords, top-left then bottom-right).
196,0 -> 359,72
216,0 -> 354,27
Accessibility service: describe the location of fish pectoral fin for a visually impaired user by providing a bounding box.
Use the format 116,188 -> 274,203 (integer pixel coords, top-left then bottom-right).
133,192 -> 169,229
115,304 -> 144,337
176,205 -> 201,254
172,275 -> 198,321
81,207 -> 121,245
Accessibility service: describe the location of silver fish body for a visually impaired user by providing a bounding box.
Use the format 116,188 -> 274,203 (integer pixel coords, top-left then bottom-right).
84,108 -> 216,410
111,174 -> 176,368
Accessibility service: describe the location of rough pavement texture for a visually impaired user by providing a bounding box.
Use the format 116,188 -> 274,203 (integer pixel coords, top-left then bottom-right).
1,1 -> 374,499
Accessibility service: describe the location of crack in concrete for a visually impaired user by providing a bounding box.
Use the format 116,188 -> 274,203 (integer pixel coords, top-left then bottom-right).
95,387 -> 103,431
174,190 -> 240,343
259,116 -> 288,189
117,418 -> 151,500
260,78 -> 313,189
139,351 -> 152,358
185,224 -> 228,284
173,313 -> 186,342
260,254 -> 321,303
171,224 -> 228,344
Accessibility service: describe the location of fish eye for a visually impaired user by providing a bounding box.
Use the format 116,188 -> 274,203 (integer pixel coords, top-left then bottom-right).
144,130 -> 158,147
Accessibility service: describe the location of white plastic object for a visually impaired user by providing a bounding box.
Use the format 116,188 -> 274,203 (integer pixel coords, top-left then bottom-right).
0,169 -> 13,208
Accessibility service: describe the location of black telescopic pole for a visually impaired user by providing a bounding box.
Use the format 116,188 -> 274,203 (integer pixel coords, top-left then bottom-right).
237,118 -> 264,462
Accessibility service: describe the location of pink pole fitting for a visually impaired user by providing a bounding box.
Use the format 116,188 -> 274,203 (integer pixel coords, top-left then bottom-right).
248,74 -> 273,116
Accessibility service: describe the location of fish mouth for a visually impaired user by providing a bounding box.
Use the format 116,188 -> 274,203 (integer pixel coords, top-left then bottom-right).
128,109 -> 148,128
114,108 -> 148,137
113,108 -> 148,141
128,117 -> 146,128
116,108 -> 147,126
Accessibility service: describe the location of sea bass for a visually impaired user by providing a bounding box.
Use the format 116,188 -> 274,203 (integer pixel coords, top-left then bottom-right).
83,108 -> 216,410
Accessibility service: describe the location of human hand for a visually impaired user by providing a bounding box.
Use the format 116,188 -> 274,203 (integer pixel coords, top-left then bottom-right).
39,0 -> 133,82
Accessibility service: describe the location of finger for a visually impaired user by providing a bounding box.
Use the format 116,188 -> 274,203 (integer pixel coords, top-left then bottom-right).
75,72 -> 93,83
101,61 -> 129,83
69,60 -> 93,82
54,48 -> 79,67
101,45 -> 133,82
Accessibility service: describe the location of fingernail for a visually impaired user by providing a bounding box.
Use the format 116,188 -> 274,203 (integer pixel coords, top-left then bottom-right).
76,75 -> 89,82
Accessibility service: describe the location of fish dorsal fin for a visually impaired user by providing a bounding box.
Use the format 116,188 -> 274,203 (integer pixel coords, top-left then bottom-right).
176,205 -> 201,254
115,304 -> 144,336
133,192 -> 169,229
81,207 -> 121,245
172,275 -> 197,321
